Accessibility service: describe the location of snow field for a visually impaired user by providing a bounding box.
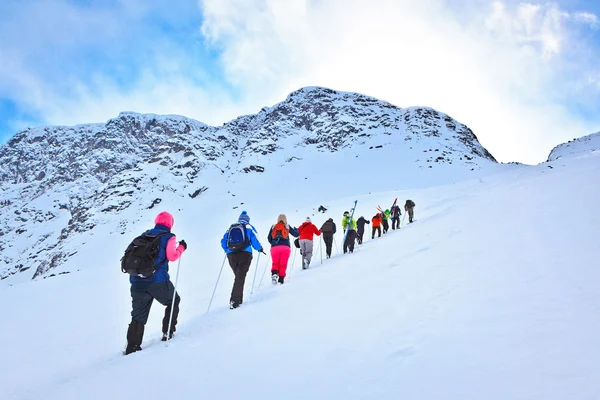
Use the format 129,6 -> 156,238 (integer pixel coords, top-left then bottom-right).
2,151 -> 600,399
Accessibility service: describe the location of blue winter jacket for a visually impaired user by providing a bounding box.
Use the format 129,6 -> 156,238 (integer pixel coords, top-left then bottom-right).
130,224 -> 175,284
221,222 -> 263,254
267,225 -> 299,247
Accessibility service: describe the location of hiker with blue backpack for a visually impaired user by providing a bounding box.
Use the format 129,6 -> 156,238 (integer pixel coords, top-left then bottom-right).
221,211 -> 264,309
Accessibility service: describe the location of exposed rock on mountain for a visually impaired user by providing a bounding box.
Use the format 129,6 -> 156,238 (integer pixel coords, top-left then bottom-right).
0,86 -> 497,282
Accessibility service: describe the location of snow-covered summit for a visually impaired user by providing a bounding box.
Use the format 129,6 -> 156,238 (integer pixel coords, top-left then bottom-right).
0,86 -> 499,282
547,131 -> 600,161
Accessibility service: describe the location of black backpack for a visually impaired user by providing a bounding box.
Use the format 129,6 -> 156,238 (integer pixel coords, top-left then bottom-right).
321,221 -> 334,233
227,223 -> 250,251
121,232 -> 170,278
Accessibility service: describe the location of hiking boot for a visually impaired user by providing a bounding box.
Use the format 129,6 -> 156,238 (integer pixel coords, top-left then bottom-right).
278,275 -> 285,284
302,259 -> 309,270
124,344 -> 142,355
271,272 -> 279,285
125,320 -> 144,354
230,301 -> 240,310
161,331 -> 174,341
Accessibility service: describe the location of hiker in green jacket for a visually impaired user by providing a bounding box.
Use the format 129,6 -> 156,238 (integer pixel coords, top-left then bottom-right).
341,211 -> 357,254
381,210 -> 390,234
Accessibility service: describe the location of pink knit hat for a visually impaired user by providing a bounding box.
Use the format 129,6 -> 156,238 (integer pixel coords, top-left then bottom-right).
154,211 -> 174,229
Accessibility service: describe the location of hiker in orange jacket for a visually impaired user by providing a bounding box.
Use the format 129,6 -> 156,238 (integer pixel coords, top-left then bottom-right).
371,214 -> 382,239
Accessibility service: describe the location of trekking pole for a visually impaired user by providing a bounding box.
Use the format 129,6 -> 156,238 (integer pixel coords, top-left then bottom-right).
206,254 -> 227,314
257,252 -> 271,291
290,245 -> 297,271
401,213 -> 406,228
249,252 -> 262,298
166,257 -> 182,342
333,235 -> 339,255
320,236 -> 323,264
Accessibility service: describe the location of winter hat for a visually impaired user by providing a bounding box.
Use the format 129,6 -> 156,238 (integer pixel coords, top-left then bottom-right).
306,217 -> 311,223
239,210 -> 250,223
343,211 -> 349,216
155,211 -> 174,230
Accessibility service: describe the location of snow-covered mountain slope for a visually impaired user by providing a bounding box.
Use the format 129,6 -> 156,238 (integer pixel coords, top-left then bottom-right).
547,131 -> 600,161
0,86 -> 501,283
1,143 -> 598,400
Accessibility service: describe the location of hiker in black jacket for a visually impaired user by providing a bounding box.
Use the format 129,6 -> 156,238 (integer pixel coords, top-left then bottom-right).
391,205 -> 402,229
320,218 -> 336,259
356,216 -> 370,244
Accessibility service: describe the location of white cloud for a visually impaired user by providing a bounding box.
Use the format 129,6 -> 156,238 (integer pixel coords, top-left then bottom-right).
573,11 -> 599,26
0,0 -> 246,126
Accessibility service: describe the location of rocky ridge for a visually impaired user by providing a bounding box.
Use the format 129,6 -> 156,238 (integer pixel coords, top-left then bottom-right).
0,86 -> 497,282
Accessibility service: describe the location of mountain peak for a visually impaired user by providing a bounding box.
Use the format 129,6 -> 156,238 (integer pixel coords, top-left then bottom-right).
0,87 -> 499,282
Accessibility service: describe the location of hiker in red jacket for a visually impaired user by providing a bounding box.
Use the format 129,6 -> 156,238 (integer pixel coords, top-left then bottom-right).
298,217 -> 322,269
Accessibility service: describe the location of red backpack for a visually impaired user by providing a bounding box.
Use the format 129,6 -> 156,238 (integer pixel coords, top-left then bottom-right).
271,222 -> 289,240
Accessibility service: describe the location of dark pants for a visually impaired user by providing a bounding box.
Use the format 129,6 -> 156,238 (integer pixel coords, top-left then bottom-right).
382,220 -> 389,233
372,226 -> 381,238
227,251 -> 253,305
407,208 -> 414,222
357,229 -> 365,244
323,235 -> 333,257
344,230 -> 356,253
127,281 -> 180,350
391,217 -> 400,229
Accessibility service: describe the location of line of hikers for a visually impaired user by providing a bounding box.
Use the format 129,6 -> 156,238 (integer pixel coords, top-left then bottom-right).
122,201 -> 416,354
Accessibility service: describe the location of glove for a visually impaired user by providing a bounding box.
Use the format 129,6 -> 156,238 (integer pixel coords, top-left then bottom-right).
179,240 -> 188,250
259,248 -> 267,255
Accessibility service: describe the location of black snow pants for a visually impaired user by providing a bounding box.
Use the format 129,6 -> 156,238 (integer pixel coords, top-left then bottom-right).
130,280 -> 181,340
391,217 -> 400,230
357,229 -> 365,244
227,251 -> 253,306
382,219 -> 389,233
343,230 -> 357,253
372,226 -> 381,239
323,235 -> 334,257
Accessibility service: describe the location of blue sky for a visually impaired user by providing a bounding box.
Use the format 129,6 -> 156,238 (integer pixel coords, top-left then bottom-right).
1,0 -> 599,163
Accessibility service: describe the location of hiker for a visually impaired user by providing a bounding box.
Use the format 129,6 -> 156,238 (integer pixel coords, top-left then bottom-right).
381,210 -> 390,234
391,204 -> 402,229
320,218 -> 337,258
341,211 -> 357,254
298,217 -> 322,269
404,200 -> 416,223
371,214 -> 382,239
356,216 -> 370,244
221,211 -> 264,309
124,211 -> 187,355
267,214 -> 299,284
